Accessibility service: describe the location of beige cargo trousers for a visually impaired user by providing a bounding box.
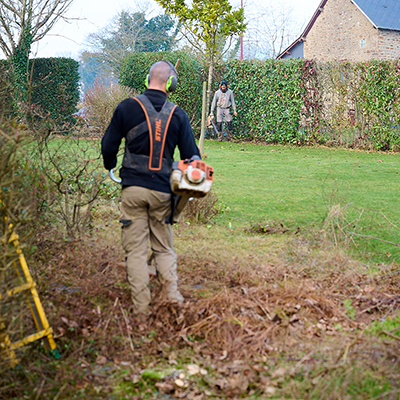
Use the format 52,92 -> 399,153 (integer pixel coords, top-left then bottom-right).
121,186 -> 184,315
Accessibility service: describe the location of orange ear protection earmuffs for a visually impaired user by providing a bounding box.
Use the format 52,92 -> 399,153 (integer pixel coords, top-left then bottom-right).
219,80 -> 229,89
145,60 -> 177,93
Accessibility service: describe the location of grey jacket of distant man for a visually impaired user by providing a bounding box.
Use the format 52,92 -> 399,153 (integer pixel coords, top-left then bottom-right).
210,88 -> 237,115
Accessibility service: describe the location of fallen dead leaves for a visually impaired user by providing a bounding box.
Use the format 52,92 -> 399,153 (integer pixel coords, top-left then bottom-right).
1,233 -> 399,399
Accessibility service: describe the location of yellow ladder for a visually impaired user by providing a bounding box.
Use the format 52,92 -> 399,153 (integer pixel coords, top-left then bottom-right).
0,223 -> 59,368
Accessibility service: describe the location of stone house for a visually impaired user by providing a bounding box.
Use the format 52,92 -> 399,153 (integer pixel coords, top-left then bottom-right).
277,0 -> 400,61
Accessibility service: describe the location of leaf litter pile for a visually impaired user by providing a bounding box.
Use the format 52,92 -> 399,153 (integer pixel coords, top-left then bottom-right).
1,228 -> 400,399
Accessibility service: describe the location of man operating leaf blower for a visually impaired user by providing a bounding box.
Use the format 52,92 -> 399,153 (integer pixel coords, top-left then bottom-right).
101,60 -> 213,318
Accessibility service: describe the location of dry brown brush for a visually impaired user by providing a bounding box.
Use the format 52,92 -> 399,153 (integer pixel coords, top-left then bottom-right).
83,78 -> 136,134
0,121 -> 44,373
0,225 -> 399,398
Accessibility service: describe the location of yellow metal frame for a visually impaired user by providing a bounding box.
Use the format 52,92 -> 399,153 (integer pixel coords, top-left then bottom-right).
1,221 -> 59,368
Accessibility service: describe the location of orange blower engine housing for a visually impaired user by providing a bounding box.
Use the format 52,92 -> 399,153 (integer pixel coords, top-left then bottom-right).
169,156 -> 214,223
170,157 -> 214,198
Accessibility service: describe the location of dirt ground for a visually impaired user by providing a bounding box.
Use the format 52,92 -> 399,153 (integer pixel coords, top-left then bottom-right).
1,223 -> 400,399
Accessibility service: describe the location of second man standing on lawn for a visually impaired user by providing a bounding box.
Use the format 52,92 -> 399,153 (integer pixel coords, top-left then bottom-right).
210,80 -> 237,141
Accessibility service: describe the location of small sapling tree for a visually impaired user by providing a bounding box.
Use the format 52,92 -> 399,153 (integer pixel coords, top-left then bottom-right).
155,0 -> 246,147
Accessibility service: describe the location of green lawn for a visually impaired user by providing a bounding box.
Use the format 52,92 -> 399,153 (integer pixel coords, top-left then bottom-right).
202,140 -> 400,263
33,135 -> 400,264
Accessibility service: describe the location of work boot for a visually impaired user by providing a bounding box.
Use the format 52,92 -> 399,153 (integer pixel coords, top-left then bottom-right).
227,122 -> 233,140
217,122 -> 223,140
165,280 -> 184,304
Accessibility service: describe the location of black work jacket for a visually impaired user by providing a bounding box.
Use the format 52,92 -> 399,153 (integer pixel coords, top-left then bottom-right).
101,89 -> 200,193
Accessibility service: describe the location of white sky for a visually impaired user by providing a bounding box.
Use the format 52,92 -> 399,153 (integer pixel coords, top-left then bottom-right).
31,0 -> 322,59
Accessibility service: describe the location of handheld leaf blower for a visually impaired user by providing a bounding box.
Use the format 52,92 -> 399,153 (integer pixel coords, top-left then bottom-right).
169,155 -> 214,223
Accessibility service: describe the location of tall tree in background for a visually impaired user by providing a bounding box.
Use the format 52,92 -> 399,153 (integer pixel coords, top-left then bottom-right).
0,0 -> 73,114
242,1 -> 300,59
155,0 -> 246,111
82,9 -> 178,80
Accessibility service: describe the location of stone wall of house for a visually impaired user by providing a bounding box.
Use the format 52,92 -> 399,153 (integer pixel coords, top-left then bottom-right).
304,0 -> 393,61
378,31 -> 400,60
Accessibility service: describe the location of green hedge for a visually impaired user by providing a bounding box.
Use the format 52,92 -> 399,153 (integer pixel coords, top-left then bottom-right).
30,58 -> 80,126
0,57 -> 80,126
121,55 -> 306,143
213,59 -> 400,150
340,60 -> 400,151
119,50 -> 204,132
213,59 -> 305,143
212,59 -> 320,144
120,52 -> 400,151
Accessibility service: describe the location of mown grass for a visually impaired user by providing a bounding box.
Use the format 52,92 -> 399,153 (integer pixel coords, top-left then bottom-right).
22,134 -> 400,264
202,140 -> 400,264
31,135 -> 400,263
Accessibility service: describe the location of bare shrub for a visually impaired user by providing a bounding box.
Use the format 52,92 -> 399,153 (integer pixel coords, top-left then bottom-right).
0,121 -> 42,225
32,130 -> 114,238
16,96 -> 118,238
84,78 -> 137,133
0,122 -> 43,373
182,190 -> 220,224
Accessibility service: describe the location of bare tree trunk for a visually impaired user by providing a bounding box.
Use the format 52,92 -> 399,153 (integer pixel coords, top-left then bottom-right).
199,81 -> 207,155
199,60 -> 214,155
206,61 -> 214,115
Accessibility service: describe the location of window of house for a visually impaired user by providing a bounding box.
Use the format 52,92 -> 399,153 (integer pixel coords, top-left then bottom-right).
360,39 -> 366,48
